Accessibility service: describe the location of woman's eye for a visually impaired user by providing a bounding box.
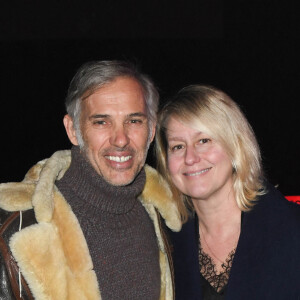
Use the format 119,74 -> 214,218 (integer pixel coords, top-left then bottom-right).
171,145 -> 184,151
199,138 -> 210,144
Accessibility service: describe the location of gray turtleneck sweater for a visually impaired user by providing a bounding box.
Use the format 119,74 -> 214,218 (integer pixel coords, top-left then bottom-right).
56,146 -> 161,300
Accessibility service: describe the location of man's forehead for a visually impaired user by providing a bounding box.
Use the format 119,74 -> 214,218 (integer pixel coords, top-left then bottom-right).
81,76 -> 143,101
90,76 -> 142,94
80,78 -> 148,118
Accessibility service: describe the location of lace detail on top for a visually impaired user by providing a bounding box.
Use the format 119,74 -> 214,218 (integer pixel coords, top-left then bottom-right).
198,245 -> 236,293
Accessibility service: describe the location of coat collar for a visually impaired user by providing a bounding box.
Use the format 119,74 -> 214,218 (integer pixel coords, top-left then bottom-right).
0,150 -> 181,231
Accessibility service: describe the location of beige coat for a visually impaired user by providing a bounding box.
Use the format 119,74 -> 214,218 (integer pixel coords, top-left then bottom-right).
0,150 -> 181,300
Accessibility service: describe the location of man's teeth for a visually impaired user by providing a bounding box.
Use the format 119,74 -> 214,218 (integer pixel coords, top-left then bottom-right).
187,168 -> 211,176
107,156 -> 132,162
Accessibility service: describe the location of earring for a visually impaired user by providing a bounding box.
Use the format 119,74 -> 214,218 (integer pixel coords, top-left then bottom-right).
232,161 -> 237,172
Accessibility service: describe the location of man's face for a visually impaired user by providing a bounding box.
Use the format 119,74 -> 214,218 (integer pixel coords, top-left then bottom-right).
64,77 -> 155,186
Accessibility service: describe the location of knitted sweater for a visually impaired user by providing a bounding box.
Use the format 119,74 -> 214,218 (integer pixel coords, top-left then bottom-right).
56,147 -> 160,300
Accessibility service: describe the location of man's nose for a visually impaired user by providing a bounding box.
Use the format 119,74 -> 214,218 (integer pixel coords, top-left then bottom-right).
109,126 -> 130,148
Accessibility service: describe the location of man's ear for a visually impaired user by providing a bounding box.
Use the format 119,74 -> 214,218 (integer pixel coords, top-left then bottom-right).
149,122 -> 156,143
63,114 -> 79,145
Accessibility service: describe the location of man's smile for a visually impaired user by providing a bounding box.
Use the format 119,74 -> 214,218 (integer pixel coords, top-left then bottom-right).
105,155 -> 132,162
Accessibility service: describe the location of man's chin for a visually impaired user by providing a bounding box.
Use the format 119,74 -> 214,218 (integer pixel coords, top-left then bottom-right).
103,170 -> 138,187
105,178 -> 135,187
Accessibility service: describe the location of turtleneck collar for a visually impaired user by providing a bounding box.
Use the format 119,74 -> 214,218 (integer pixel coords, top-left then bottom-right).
57,146 -> 146,214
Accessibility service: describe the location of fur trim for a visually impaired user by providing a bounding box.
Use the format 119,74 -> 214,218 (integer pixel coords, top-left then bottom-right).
143,165 -> 181,232
0,151 -> 70,214
31,150 -> 71,223
10,214 -> 100,300
0,151 -> 181,231
0,182 -> 34,211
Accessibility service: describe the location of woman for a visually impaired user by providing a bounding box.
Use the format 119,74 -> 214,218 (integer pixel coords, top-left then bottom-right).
156,85 -> 300,299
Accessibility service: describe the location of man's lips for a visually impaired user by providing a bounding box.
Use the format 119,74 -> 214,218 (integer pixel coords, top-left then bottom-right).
105,155 -> 132,162
183,167 -> 212,177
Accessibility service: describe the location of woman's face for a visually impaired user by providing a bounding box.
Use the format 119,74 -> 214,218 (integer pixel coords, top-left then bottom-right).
166,117 -> 233,202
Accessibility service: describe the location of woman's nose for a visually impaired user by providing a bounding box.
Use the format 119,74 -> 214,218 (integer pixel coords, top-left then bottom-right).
185,146 -> 200,165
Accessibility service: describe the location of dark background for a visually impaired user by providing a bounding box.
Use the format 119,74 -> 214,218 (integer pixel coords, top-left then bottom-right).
0,1 -> 299,195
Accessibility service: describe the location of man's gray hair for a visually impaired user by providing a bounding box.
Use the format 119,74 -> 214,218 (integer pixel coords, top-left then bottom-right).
65,60 -> 159,147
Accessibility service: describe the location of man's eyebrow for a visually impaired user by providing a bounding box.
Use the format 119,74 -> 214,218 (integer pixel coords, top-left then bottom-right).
128,112 -> 147,118
89,114 -> 109,120
88,112 -> 147,120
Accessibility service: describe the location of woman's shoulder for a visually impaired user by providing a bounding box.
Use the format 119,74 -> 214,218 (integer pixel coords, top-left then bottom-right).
245,181 -> 300,238
258,181 -> 300,216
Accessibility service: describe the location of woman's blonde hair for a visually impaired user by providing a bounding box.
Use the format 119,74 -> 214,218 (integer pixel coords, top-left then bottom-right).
155,85 -> 265,222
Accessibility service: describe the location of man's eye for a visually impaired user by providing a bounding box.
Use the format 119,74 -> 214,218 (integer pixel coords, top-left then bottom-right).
94,120 -> 106,125
129,119 -> 143,124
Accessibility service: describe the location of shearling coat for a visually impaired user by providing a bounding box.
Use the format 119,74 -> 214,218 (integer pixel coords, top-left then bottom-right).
0,150 -> 182,300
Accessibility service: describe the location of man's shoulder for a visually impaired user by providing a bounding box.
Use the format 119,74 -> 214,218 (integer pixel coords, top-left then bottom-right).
0,209 -> 36,238
0,180 -> 34,212
0,150 -> 71,213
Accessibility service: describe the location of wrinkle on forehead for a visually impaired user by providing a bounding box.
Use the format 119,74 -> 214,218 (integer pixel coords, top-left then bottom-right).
82,77 -> 144,102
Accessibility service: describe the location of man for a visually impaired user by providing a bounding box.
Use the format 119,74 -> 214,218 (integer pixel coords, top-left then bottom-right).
0,61 -> 181,299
